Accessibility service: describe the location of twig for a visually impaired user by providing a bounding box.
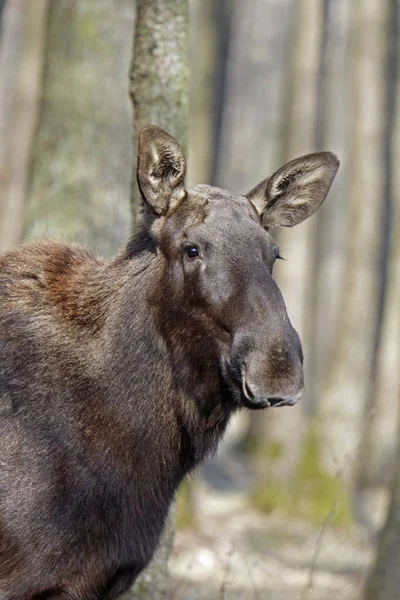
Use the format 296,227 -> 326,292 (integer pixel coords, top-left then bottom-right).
219,543 -> 234,600
300,502 -> 337,600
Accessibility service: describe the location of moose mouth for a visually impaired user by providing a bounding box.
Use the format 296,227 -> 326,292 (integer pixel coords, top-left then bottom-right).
220,359 -> 298,410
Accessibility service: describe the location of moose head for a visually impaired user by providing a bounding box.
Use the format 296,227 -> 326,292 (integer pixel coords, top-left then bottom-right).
136,125 -> 339,411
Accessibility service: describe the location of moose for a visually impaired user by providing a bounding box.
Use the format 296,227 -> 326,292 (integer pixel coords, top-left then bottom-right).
0,125 -> 338,599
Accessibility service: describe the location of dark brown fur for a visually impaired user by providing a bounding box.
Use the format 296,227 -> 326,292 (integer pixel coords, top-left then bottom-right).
0,126 -> 338,599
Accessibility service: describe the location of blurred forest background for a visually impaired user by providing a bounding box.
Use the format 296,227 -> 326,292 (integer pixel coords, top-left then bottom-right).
0,0 -> 399,598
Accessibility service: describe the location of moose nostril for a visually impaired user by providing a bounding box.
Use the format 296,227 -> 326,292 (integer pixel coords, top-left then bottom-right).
244,378 -> 255,401
268,396 -> 286,407
268,395 -> 301,407
240,364 -> 256,401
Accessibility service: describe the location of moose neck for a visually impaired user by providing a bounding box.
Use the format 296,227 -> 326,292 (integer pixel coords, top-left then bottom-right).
106,241 -> 234,474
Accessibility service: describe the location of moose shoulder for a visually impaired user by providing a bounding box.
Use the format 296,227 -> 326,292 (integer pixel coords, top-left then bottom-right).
0,125 -> 338,599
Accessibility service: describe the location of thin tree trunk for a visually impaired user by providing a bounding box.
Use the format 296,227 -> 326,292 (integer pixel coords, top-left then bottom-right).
188,0 -> 218,187
212,0 -> 295,470
319,0 -> 389,485
265,0 -> 324,484
126,1 -> 188,597
365,177 -> 400,599
311,0 -> 351,408
356,0 -> 399,493
216,0 -> 294,193
0,0 -> 6,32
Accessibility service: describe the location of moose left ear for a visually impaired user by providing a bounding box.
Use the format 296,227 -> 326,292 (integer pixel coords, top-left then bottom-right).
137,125 -> 187,216
247,152 -> 339,228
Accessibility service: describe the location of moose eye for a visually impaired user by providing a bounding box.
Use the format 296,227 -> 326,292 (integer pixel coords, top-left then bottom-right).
184,246 -> 200,260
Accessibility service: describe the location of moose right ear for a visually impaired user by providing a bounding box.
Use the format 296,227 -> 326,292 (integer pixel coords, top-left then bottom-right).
247,152 -> 339,229
137,125 -> 187,216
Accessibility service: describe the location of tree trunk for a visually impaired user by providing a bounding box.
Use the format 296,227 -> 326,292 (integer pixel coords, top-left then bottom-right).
26,0 -> 134,257
364,248 -> 400,598
212,0 -> 295,474
364,209 -> 400,600
126,1 -> 188,597
318,0 -> 390,487
216,0 -> 294,194
188,0 -> 218,187
311,0 -> 351,408
0,0 -> 48,253
356,0 -> 399,493
264,0 -> 324,484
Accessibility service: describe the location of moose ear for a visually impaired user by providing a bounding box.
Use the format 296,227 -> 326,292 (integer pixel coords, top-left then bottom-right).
247,152 -> 339,228
137,125 -> 187,216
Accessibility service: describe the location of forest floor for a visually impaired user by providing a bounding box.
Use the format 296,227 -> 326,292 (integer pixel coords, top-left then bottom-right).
167,481 -> 380,600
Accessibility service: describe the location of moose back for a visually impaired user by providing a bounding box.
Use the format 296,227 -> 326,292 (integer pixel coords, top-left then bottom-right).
0,125 -> 338,599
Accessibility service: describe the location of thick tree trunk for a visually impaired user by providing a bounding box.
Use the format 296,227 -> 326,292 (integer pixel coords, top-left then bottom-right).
26,0 -> 134,257
0,0 -> 48,253
126,1 -> 188,597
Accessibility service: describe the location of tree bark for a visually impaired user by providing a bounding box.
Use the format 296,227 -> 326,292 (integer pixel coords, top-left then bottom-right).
356,0 -> 399,492
26,0 -> 134,257
264,0 -> 324,484
216,0 -> 294,193
0,0 -> 48,253
188,0 -> 218,187
126,1 -> 188,597
212,0 -> 295,473
365,223 -> 400,600
311,0 -> 351,409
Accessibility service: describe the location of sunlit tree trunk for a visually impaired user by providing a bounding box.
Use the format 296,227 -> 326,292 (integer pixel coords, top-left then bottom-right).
126,1 -> 188,597
188,0 -> 217,187
216,0 -> 294,193
356,0 -> 399,494
311,0 -> 351,408
213,0 -> 295,470
265,0 -> 324,483
318,0 -> 390,486
26,0 -> 133,257
365,157 -> 400,599
0,0 -> 48,253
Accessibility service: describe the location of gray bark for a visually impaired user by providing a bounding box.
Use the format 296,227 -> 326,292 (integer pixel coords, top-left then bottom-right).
127,1 -> 188,596
265,0 -> 324,483
310,0 -> 351,409
365,282 -> 400,600
213,0 -> 295,470
0,0 -> 48,253
319,0 -> 390,484
26,0 -> 134,258
188,0 -> 218,186
356,0 -> 399,491
216,0 -> 294,193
